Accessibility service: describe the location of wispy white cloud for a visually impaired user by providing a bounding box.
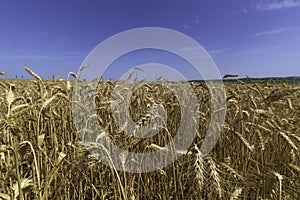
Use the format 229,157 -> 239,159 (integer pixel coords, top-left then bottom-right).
222,44 -> 280,58
183,24 -> 189,29
254,28 -> 288,36
208,49 -> 225,54
254,27 -> 299,36
256,0 -> 300,11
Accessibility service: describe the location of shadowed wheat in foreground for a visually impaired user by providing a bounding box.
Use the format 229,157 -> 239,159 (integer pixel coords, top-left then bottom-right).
0,67 -> 300,199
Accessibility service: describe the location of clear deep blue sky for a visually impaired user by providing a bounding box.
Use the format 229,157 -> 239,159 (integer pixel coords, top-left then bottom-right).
0,0 -> 300,80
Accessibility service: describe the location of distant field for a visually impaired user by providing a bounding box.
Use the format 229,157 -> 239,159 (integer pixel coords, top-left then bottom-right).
230,78 -> 300,86
0,70 -> 300,199
192,77 -> 300,86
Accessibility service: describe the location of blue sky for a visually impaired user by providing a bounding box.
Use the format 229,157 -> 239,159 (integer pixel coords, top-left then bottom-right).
0,0 -> 300,80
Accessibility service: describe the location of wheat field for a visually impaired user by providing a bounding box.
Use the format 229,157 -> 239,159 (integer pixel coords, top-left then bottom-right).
0,67 -> 299,199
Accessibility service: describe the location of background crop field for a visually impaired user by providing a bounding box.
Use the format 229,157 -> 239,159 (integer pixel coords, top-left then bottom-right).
0,69 -> 300,199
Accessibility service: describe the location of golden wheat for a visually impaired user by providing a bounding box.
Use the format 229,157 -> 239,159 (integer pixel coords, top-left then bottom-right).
0,70 -> 299,199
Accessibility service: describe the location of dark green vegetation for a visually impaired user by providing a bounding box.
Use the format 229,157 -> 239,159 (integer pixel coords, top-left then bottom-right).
0,68 -> 300,199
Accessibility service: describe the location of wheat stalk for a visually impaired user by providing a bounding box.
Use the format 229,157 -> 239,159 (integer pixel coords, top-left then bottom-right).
208,157 -> 222,198
194,145 -> 205,191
